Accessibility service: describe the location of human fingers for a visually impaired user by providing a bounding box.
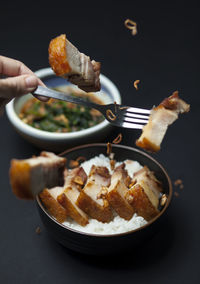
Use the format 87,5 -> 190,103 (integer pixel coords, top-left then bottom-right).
0,74 -> 40,99
0,55 -> 49,102
0,55 -> 33,77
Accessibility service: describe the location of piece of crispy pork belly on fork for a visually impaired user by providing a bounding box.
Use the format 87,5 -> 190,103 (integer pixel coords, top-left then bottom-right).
136,91 -> 190,152
126,166 -> 162,221
10,152 -> 66,200
49,34 -> 101,92
57,167 -> 89,226
107,164 -> 134,220
76,166 -> 113,223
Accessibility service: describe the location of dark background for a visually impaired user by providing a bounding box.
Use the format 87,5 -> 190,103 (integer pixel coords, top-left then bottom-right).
0,0 -> 199,283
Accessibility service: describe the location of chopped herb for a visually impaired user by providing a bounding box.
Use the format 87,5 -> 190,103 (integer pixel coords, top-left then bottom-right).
19,86 -> 104,133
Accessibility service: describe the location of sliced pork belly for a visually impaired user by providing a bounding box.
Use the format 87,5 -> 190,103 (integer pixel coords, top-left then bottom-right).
39,186 -> 67,223
49,34 -> 101,92
10,152 -> 66,200
107,163 -> 134,220
126,166 -> 162,221
64,166 -> 87,191
136,91 -> 190,152
133,166 -> 162,199
76,166 -> 113,223
57,167 -> 89,226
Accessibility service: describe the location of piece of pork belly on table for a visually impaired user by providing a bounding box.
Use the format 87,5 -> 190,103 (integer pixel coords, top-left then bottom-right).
107,163 -> 134,220
10,152 -> 66,200
57,167 -> 89,226
76,165 -> 113,223
126,166 -> 162,221
136,91 -> 190,152
49,34 -> 101,92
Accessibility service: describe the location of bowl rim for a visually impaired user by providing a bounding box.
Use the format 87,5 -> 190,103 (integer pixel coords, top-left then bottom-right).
5,69 -> 121,141
36,143 -> 173,238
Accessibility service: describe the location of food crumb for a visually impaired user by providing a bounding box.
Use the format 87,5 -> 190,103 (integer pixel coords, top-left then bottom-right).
35,226 -> 41,235
180,184 -> 184,189
174,179 -> 183,186
133,79 -> 140,90
110,159 -> 116,170
69,160 -> 79,168
124,19 -> 137,36
174,191 -> 179,197
107,142 -> 112,155
160,194 -> 167,206
112,133 -> 122,144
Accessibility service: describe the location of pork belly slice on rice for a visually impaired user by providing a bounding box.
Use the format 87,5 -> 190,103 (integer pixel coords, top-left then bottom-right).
136,91 -> 190,152
10,152 -> 66,200
126,166 -> 163,221
57,167 -> 89,226
133,166 -> 163,199
49,34 -> 101,92
76,166 -> 113,223
107,163 -> 134,220
39,186 -> 68,223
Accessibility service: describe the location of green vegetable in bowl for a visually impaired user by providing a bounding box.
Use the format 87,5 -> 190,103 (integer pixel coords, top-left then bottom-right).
19,87 -> 104,133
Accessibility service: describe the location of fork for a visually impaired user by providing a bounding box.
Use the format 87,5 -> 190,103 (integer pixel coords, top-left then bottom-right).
33,86 -> 151,129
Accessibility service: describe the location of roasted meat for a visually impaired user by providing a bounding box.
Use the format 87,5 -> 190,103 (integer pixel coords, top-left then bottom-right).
49,34 -> 101,92
76,166 -> 113,223
39,186 -> 67,223
10,152 -> 66,200
126,166 -> 162,221
136,91 -> 190,152
107,163 -> 134,220
57,167 -> 89,226
133,166 -> 162,199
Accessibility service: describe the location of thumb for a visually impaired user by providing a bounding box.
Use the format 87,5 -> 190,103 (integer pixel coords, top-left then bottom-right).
0,74 -> 39,99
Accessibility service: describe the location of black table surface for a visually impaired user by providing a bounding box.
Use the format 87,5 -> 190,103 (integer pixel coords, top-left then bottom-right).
0,1 -> 199,283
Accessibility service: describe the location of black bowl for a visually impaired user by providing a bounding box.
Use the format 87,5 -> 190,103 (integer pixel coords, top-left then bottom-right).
36,143 -> 172,255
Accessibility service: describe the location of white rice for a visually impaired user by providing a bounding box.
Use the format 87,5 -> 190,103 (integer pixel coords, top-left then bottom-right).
80,153 -> 143,176
63,154 -> 147,235
63,214 -> 147,235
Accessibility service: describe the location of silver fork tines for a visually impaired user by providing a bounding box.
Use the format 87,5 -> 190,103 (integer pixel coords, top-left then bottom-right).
126,107 -> 151,114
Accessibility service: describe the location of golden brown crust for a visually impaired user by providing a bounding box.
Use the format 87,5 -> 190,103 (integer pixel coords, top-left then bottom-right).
57,192 -> 88,226
76,190 -> 113,223
160,91 -> 179,110
49,34 -> 71,76
39,189 -> 67,223
136,137 -> 160,152
107,181 -> 134,220
127,184 -> 159,221
9,160 -> 33,200
89,165 -> 110,179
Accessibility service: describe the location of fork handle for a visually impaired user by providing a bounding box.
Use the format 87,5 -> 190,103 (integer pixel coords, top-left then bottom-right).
33,86 -> 103,111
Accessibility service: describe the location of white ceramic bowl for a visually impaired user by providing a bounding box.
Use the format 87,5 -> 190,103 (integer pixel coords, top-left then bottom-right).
6,68 -> 121,152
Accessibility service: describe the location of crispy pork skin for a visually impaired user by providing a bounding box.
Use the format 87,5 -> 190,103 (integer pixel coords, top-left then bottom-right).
126,183 -> 159,221
58,189 -> 89,226
39,187 -> 67,223
136,91 -> 190,152
126,166 -> 162,221
10,152 -> 66,200
133,166 -> 162,199
49,34 -> 101,92
76,166 -> 113,223
57,167 -> 89,226
107,164 -> 134,220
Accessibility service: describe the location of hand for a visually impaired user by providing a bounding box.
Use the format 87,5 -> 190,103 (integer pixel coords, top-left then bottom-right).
0,55 -> 48,114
